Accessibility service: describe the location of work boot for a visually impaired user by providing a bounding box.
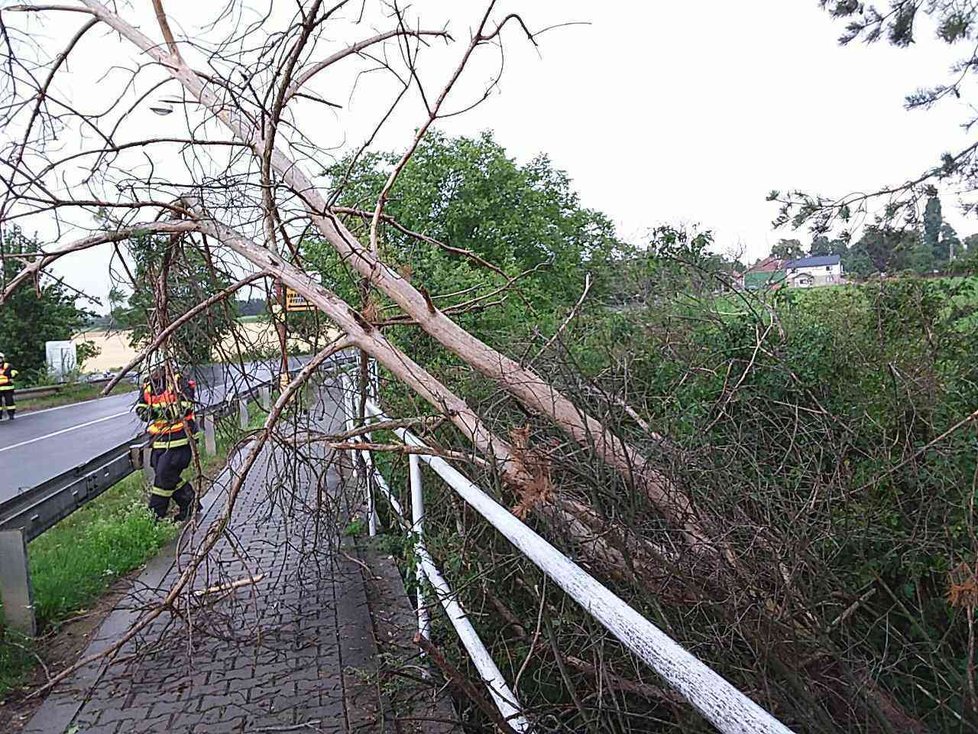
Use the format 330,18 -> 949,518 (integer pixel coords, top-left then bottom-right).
174,501 -> 203,522
6,412 -> 13,420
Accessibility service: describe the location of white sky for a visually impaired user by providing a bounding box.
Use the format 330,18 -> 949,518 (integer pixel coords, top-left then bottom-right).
6,1 -> 978,307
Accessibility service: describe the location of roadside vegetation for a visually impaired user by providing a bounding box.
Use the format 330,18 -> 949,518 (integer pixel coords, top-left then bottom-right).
4,0 -> 978,726
315,132 -> 978,730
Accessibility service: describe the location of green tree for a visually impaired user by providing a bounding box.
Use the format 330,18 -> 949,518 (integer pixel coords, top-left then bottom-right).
809,235 -> 833,256
963,233 -> 978,258
0,227 -> 92,381
308,132 -> 626,367
923,195 -> 943,259
842,242 -> 874,279
850,226 -> 916,273
940,222 -> 960,263
811,235 -> 849,258
111,233 -> 236,365
908,241 -> 936,274
771,238 -> 804,260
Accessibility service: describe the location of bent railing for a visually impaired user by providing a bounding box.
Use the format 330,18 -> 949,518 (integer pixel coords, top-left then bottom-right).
337,370 -> 794,734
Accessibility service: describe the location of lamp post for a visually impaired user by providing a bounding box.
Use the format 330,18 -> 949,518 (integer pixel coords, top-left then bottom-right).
275,280 -> 290,391
151,98 -> 292,389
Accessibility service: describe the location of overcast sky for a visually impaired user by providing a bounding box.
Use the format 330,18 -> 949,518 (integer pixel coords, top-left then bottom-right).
429,0 -> 974,253
10,1 -> 978,306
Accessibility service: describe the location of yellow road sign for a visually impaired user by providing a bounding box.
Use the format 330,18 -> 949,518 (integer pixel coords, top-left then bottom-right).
285,288 -> 316,312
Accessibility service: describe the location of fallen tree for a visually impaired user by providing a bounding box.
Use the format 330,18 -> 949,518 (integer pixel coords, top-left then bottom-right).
1,2 -> 966,731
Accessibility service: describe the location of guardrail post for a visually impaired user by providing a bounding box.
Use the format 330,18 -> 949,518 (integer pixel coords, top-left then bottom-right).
409,454 -> 430,641
259,385 -> 271,411
142,445 -> 154,485
203,414 -> 216,455
238,399 -> 248,429
0,529 -> 36,636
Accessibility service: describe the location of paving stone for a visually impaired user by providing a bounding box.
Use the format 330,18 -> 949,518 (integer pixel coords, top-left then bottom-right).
25,386 -> 459,734
23,390 -> 373,734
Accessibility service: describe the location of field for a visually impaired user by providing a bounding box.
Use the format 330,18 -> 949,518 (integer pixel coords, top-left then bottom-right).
73,319 -> 333,373
19,382 -> 137,413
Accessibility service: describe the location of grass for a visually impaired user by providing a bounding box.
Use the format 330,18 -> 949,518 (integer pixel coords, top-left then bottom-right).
0,406 -> 260,696
0,473 -> 175,697
28,474 -> 179,622
0,634 -> 34,696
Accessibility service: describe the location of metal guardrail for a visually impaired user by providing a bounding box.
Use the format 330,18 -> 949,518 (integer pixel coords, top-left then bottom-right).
0,354 -> 357,635
15,384 -> 65,401
0,356 -> 359,537
0,442 -> 137,542
0,388 -> 263,636
335,368 -> 794,734
16,377 -> 119,402
1,382 -> 261,542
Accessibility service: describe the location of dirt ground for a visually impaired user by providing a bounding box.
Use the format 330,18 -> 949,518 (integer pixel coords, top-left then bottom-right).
73,321 -> 327,373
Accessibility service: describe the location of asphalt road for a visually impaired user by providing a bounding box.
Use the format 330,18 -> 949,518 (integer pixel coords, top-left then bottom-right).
0,358 -> 314,502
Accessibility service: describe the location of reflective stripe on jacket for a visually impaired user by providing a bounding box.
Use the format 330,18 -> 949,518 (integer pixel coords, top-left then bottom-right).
0,363 -> 18,390
136,374 -> 198,449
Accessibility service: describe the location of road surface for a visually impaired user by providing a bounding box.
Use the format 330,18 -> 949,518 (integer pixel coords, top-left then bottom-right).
0,358 -> 313,502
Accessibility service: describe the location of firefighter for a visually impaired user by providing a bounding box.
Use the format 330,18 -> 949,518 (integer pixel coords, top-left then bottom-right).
135,354 -> 200,521
0,353 -> 18,420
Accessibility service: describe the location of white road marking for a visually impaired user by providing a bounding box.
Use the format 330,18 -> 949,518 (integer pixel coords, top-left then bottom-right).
0,411 -> 133,454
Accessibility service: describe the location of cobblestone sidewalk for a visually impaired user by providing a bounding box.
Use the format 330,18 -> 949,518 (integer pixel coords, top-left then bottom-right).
25,384 -> 453,733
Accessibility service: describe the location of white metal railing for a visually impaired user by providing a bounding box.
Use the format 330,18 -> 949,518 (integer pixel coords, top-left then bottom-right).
337,370 -> 794,734
338,372 -> 528,730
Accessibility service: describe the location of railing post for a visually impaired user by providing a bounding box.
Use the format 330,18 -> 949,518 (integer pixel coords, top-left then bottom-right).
341,375 -> 358,480
365,453 -> 377,537
238,399 -> 248,429
362,382 -> 378,537
409,454 -> 430,640
368,358 -> 379,399
259,385 -> 271,411
341,372 -> 376,534
362,425 -> 378,537
0,529 -> 36,636
203,413 -> 217,455
142,445 -> 154,485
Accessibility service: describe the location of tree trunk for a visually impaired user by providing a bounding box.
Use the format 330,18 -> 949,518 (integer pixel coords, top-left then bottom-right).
81,0 -> 721,562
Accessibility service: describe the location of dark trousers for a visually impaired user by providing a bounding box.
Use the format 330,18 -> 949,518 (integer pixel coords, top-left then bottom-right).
0,389 -> 14,418
149,445 -> 196,519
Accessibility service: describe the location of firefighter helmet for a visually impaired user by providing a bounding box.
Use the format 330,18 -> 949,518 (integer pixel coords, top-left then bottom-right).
143,351 -> 167,380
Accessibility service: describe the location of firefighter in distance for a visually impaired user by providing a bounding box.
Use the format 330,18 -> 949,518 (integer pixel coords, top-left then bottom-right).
135,356 -> 200,520
0,352 -> 18,420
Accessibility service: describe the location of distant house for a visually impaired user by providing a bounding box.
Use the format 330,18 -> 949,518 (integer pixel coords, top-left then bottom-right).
742,256 -> 787,291
784,254 -> 843,288
749,256 -> 785,273
743,270 -> 786,290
